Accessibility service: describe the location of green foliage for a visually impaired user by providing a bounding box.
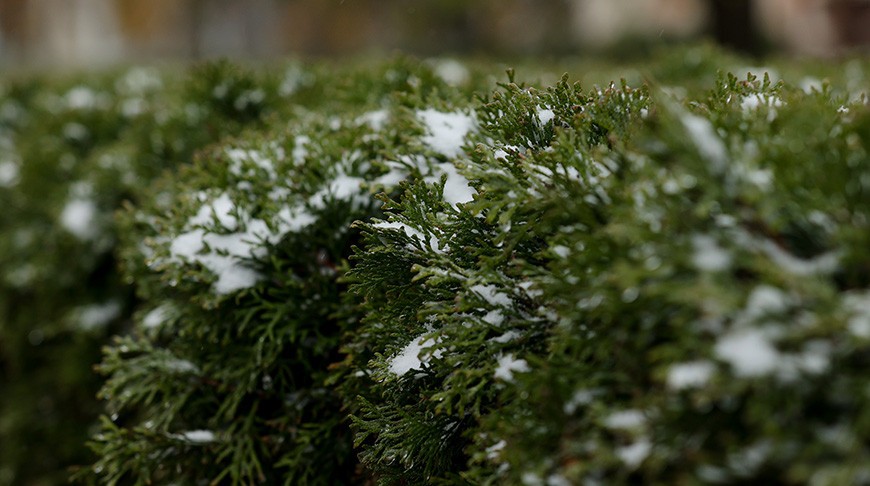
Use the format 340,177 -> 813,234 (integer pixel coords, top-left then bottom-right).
4,48 -> 870,485
84,59 -> 493,484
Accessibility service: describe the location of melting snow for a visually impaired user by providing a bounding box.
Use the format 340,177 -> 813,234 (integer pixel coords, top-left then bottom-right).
682,113 -> 727,174
292,135 -> 310,164
604,410 -> 646,430
714,328 -> 779,377
470,284 -> 512,307
692,234 -> 732,272
169,192 -> 316,294
844,291 -> 870,338
372,220 -> 444,253
0,160 -> 19,187
388,332 -> 441,375
537,108 -> 556,126
76,301 -> 122,330
357,109 -> 390,130
667,360 -> 715,390
189,192 -> 238,229
226,147 -> 276,180
309,172 -> 367,209
142,304 -> 172,329
563,389 -> 598,415
417,109 -> 476,158
486,440 -> 507,460
740,94 -> 783,121
743,285 -> 790,320
617,439 -> 652,468
60,198 -> 99,240
438,163 -> 476,208
165,358 -> 198,373
494,354 -> 529,381
176,430 -> 215,444
432,59 -> 470,86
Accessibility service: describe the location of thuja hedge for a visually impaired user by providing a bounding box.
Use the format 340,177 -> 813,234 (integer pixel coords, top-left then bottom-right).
3,49 -> 869,485
81,54 -> 870,485
0,58 -> 490,485
0,62 -> 286,484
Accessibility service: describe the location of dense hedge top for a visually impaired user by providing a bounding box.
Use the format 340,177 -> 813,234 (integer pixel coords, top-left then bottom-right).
2,48 -> 870,485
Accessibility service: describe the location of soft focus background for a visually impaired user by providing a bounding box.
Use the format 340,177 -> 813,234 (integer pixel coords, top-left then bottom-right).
0,1 -> 869,485
0,0 -> 869,69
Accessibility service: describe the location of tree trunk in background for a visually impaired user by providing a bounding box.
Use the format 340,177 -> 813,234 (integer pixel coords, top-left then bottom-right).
828,0 -> 870,49
708,0 -> 761,55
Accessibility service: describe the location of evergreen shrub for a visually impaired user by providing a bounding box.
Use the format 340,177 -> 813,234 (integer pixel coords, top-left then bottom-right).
3,48 -> 870,485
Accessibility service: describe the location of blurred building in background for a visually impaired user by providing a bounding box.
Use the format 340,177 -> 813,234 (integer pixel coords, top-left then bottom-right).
0,0 -> 867,69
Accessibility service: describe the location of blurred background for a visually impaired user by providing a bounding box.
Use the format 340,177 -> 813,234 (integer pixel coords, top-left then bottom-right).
0,0 -> 868,69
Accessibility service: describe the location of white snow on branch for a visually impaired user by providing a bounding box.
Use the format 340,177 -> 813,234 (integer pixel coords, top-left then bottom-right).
417,109 -> 476,158
438,163 -> 476,208
844,290 -> 870,338
667,360 -> 715,390
493,353 -> 529,381
60,198 -> 99,241
372,220 -> 444,253
682,113 -> 727,174
75,301 -> 122,330
357,109 -> 390,131
388,332 -> 441,376
169,192 -> 316,295
0,160 -> 19,187
470,284 -> 512,307
432,59 -> 470,86
714,328 -> 779,377
740,93 -> 783,121
691,234 -> 732,272
617,439 -> 652,468
226,147 -> 277,180
604,409 -> 646,430
142,304 -> 173,329
175,430 -> 215,444
537,108 -> 556,126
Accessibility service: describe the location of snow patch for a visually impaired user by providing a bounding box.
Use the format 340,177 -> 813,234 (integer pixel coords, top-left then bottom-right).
0,160 -> 19,187
743,285 -> 790,320
537,108 -> 556,126
372,220 -> 444,253
76,301 -> 122,330
844,291 -> 870,338
494,354 -> 529,381
292,135 -> 310,165
142,305 -> 173,329
388,332 -> 441,375
486,440 -> 507,460
617,439 -> 652,468
563,389 -> 598,414
417,109 -> 476,158
189,192 -> 238,230
667,360 -> 715,390
470,284 -> 512,307
170,192 -> 316,294
60,198 -> 99,240
682,113 -> 727,174
438,163 -> 476,208
357,109 -> 390,131
226,147 -> 276,180
176,430 -> 215,444
604,410 -> 646,430
692,234 -> 732,272
309,172 -> 367,209
432,59 -> 470,86
714,328 -> 779,377
740,94 -> 783,121
165,358 -> 198,373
